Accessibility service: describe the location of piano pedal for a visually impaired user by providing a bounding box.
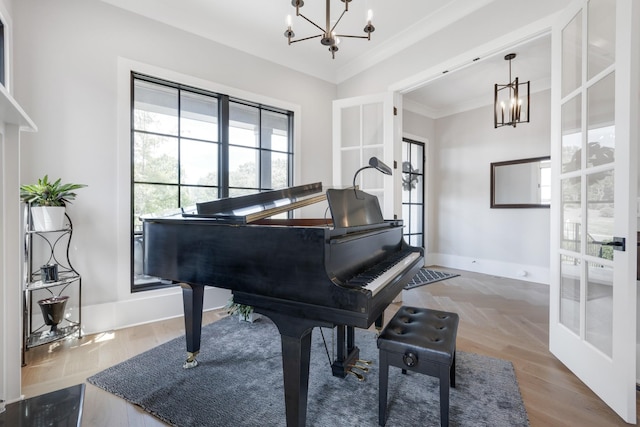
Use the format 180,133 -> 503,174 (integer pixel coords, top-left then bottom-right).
183,351 -> 199,369
357,359 -> 373,366
346,369 -> 366,382
352,364 -> 369,373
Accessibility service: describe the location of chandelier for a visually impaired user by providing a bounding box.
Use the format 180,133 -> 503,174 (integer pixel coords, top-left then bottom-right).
494,53 -> 530,128
284,0 -> 375,59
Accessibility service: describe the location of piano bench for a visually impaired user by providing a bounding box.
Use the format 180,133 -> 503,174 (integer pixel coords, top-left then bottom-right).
377,306 -> 459,427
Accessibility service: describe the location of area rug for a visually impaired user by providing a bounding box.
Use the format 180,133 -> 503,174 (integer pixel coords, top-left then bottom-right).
88,316 -> 528,427
404,268 -> 460,290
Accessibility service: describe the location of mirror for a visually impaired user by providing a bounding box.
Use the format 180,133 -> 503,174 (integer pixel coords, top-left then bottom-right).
491,156 -> 551,208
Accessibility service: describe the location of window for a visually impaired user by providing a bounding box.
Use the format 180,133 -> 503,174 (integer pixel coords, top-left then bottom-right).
131,73 -> 294,291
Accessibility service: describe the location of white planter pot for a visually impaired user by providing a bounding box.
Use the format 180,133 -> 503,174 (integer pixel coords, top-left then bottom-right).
30,206 -> 66,231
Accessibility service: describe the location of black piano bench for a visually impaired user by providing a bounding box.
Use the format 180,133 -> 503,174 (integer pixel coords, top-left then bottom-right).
377,306 -> 459,427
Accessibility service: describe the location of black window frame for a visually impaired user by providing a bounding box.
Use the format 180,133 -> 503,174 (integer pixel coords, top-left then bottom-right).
130,72 -> 294,292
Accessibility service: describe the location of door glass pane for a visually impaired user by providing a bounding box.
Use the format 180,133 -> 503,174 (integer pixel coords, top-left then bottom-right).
561,177 -> 581,252
341,149 -> 360,188
587,170 -> 614,260
560,255 -> 581,334
341,106 -> 360,148
362,103 -> 383,147
362,147 -> 384,189
587,72 -> 615,167
561,95 -> 582,173
587,0 -> 615,80
562,10 -> 583,98
586,262 -> 613,356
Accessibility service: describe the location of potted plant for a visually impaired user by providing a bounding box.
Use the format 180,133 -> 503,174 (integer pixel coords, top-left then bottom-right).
224,297 -> 258,323
20,175 -> 87,231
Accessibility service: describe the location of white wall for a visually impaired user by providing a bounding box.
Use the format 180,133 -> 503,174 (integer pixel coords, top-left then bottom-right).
12,0 -> 336,334
429,90 -> 551,283
337,0 -> 569,100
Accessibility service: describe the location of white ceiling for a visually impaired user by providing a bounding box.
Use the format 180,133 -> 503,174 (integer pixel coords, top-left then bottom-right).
100,0 -> 552,118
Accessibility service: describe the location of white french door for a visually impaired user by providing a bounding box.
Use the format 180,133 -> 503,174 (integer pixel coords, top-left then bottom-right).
332,92 -> 400,219
549,0 -> 638,423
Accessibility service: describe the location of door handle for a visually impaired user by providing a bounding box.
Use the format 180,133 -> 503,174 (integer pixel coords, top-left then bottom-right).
595,237 -> 626,252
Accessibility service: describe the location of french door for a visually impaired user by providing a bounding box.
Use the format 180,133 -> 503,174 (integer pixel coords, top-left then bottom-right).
549,0 -> 638,422
332,92 -> 400,219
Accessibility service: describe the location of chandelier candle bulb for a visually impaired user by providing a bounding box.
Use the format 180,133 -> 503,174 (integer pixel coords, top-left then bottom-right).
285,0 -> 374,58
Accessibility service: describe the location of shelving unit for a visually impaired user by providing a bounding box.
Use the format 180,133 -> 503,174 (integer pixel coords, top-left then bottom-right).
22,205 -> 82,365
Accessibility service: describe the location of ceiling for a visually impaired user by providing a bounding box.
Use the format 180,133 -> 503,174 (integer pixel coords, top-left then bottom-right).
100,0 -> 552,118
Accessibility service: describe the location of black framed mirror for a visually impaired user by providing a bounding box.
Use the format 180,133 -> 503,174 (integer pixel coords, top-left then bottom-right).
490,156 -> 551,208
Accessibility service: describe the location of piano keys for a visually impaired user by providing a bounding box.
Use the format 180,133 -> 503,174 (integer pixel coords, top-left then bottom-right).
142,182 -> 423,427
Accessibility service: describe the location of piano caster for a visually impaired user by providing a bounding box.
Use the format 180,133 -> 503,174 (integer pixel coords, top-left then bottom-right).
183,351 -> 199,369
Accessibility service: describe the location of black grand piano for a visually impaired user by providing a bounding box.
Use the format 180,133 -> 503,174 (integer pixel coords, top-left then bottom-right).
142,181 -> 423,427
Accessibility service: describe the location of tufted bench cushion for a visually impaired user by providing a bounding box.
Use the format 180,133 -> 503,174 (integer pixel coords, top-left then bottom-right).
377,306 -> 459,427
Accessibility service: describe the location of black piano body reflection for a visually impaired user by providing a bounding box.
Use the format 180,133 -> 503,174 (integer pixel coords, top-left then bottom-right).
142,182 -> 424,427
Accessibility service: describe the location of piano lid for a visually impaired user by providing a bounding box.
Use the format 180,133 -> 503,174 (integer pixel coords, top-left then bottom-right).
184,182 -> 326,224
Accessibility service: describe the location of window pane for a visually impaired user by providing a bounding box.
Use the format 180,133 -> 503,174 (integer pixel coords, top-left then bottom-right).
560,255 -> 581,334
180,92 -> 218,142
587,0 -> 615,80
561,177 -> 581,252
180,186 -> 218,207
562,10 -> 582,98
587,170 -> 614,260
266,151 -> 289,189
341,106 -> 360,148
362,102 -> 383,147
262,110 -> 290,152
133,183 -> 178,232
229,146 -> 258,188
586,262 -> 613,356
587,72 -> 615,168
230,102 -> 259,148
180,140 -> 218,186
133,80 -> 178,135
561,95 -> 582,173
133,133 -> 178,184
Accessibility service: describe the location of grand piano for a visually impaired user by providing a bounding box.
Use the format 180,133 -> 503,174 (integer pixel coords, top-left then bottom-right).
142,181 -> 424,427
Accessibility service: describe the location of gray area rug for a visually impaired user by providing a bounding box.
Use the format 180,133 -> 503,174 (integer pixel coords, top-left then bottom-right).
88,316 -> 529,427
405,268 -> 460,290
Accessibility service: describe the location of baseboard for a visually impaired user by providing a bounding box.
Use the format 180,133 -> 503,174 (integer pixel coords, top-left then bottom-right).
80,286 -> 231,335
426,253 -> 550,285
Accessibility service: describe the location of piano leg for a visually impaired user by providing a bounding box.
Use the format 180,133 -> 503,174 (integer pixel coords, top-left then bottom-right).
180,283 -> 204,369
257,309 -> 320,427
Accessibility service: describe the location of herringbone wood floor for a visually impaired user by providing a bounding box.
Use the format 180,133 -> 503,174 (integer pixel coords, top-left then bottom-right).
21,269 -> 639,426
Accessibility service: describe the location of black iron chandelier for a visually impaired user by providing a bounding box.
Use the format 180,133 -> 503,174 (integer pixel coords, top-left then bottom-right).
494,53 -> 530,128
284,0 -> 375,59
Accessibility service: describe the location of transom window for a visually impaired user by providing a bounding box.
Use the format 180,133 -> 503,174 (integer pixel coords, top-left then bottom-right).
131,73 -> 294,291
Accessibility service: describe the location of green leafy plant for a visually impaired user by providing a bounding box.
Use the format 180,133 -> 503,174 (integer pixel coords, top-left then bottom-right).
224,297 -> 254,318
20,175 -> 87,207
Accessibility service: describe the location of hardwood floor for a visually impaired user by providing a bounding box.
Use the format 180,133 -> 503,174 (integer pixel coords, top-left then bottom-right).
21,269 -> 638,426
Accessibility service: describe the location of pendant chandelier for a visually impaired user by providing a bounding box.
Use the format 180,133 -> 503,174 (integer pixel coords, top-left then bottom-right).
284,0 -> 375,59
494,53 -> 530,128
